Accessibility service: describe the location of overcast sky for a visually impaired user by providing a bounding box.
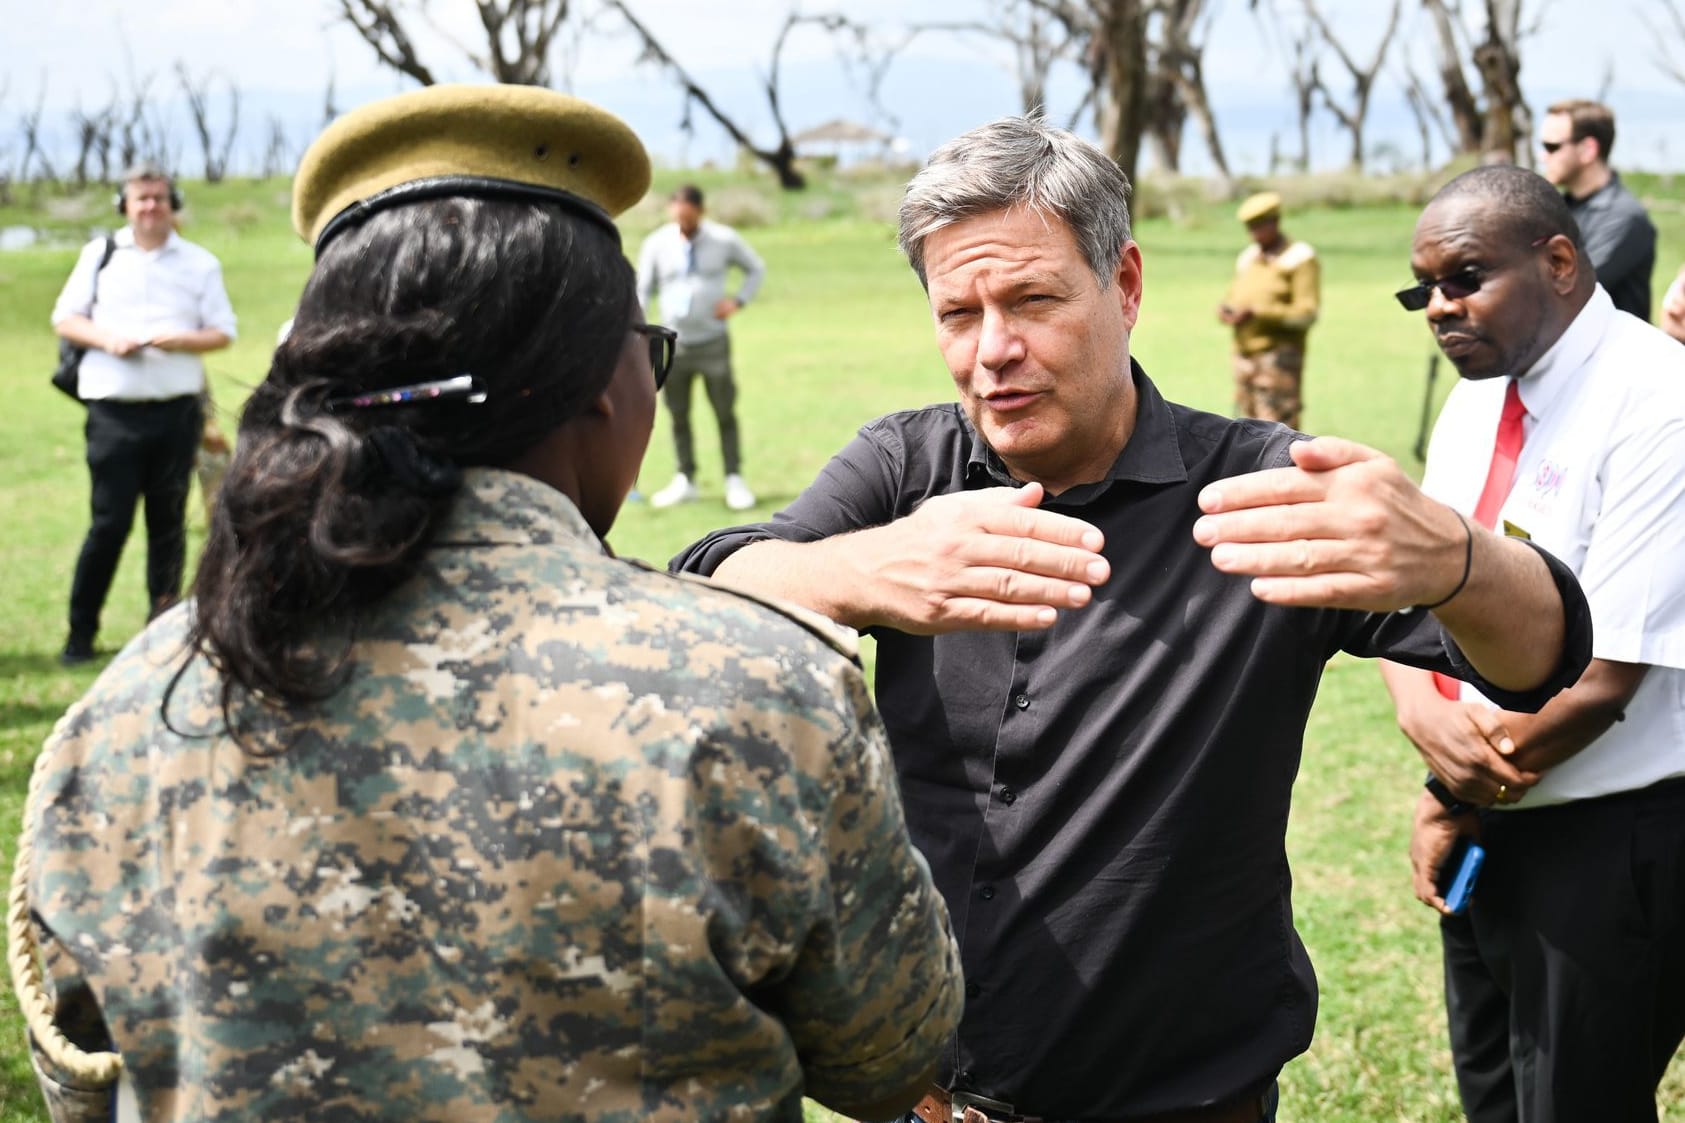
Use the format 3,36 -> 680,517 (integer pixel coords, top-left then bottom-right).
7,0 -> 1685,176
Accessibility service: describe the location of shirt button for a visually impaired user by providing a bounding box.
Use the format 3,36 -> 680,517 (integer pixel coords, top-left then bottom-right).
965,982 -> 981,999
979,885 -> 996,900
1014,693 -> 1030,710
1000,788 -> 1017,805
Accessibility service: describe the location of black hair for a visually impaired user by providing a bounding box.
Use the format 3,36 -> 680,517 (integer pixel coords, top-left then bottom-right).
671,184 -> 705,207
1433,165 -> 1586,258
177,196 -> 636,729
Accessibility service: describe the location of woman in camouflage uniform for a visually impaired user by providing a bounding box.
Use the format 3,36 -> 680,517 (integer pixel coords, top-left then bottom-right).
14,85 -> 960,1123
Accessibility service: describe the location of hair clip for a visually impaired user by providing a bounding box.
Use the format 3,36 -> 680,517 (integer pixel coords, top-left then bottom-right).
328,374 -> 487,410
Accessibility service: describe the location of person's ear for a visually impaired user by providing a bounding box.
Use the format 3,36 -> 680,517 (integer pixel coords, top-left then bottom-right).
1112,240 -> 1144,330
1540,234 -> 1579,295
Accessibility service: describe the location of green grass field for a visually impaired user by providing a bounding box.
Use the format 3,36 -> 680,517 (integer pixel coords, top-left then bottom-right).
2,167 -> 1683,1121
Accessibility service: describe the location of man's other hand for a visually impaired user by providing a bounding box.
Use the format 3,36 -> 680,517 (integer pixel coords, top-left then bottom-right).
855,483 -> 1110,634
1193,436 -> 1470,611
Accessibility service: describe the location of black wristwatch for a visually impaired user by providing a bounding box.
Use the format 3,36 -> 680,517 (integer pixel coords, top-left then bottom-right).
1424,772 -> 1474,816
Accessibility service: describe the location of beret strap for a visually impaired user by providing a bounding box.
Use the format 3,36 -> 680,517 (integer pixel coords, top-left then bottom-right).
314,175 -> 620,256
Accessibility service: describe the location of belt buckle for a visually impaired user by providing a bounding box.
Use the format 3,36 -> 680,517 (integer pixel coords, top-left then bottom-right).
950,1090 -> 1020,1122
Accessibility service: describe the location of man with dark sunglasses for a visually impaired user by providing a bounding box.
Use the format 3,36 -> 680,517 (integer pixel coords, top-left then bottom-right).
1383,164 -> 1685,1123
1538,99 -> 1655,321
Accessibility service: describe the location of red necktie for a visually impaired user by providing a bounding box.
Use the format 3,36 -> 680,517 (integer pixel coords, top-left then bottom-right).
1435,380 -> 1526,699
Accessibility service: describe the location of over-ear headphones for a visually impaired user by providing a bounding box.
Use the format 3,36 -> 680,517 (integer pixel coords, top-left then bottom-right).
114,181 -> 185,216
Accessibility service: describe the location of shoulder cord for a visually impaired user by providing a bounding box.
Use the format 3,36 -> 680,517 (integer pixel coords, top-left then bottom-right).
6,739 -> 123,1087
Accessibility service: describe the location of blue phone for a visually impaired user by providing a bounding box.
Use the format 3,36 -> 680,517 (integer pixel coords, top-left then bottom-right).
1437,837 -> 1485,915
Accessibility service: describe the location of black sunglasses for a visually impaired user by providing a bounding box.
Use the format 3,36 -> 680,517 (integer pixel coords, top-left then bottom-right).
631,323 -> 677,389
1540,140 -> 1567,154
1395,235 -> 1554,312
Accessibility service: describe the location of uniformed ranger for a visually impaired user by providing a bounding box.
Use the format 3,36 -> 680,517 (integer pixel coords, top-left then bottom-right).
11,84 -> 961,1123
1217,191 -> 1321,430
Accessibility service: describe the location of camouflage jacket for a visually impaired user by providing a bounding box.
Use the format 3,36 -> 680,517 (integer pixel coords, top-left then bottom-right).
25,467 -> 962,1122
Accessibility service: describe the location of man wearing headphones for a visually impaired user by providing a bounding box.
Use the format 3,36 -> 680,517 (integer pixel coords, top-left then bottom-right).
50,162 -> 237,665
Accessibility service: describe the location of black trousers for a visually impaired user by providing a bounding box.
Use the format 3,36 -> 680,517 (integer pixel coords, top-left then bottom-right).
1442,775 -> 1685,1123
68,396 -> 202,644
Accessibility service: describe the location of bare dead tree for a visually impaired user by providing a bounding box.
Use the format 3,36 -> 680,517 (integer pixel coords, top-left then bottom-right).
336,0 -> 440,85
1418,0 -> 1535,163
470,0 -> 574,84
1470,0 -> 1531,163
260,115 -> 293,178
820,16 -> 920,137
69,101 -> 117,188
111,64 -> 158,172
336,0 -> 572,86
0,78 -> 11,204
323,70 -> 340,129
1021,0 -> 1151,188
914,0 -> 1085,117
1302,0 -> 1401,170
1252,0 -> 1318,172
608,3 -> 891,189
1643,0 -> 1685,87
1401,63 -> 1452,170
17,78 -> 58,186
1021,0 -> 1230,189
1145,0 -> 1230,187
176,62 -> 240,183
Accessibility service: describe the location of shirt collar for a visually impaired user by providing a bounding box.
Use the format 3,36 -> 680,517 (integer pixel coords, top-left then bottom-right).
1565,170 -> 1622,208
962,358 -> 1188,493
114,227 -> 182,253
1514,286 -> 1613,418
431,466 -> 607,552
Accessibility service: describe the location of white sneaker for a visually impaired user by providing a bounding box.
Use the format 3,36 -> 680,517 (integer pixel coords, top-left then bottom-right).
650,474 -> 698,509
724,474 -> 757,511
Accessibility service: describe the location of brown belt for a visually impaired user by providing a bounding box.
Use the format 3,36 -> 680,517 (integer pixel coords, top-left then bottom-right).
910,1084 -> 1265,1123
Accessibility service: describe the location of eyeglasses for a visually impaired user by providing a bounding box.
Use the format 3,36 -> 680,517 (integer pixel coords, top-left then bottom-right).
1395,235 -> 1555,312
1395,271 -> 1483,311
631,323 -> 677,389
1540,140 -> 1568,154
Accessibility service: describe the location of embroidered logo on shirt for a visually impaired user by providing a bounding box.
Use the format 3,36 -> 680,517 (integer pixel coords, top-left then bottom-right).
1531,458 -> 1566,497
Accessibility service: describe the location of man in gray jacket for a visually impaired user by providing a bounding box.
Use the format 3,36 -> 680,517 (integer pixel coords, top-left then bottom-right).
1539,99 -> 1656,321
637,184 -> 766,511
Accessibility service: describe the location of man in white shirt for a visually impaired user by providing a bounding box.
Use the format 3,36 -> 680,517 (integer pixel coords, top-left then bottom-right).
51,163 -> 237,665
1382,165 -> 1685,1122
636,184 -> 765,511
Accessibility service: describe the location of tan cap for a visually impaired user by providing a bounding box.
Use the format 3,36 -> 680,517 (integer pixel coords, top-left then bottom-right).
1236,191 -> 1282,225
293,83 -> 651,255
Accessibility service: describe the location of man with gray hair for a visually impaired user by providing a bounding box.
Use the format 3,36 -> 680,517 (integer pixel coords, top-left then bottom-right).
673,117 -> 1591,1121
51,162 -> 236,665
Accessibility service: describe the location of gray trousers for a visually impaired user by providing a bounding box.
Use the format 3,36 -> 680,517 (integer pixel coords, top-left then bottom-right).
663,335 -> 740,477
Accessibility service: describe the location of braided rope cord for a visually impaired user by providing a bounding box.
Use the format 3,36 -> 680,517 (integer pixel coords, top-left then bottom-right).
6,736 -> 123,1087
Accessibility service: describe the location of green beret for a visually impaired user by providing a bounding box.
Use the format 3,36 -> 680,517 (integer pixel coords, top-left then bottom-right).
293,83 -> 651,255
1236,191 -> 1282,225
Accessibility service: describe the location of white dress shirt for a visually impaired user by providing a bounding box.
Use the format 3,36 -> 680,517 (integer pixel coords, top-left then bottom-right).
636,220 -> 765,347
51,228 -> 238,402
1422,287 -> 1685,804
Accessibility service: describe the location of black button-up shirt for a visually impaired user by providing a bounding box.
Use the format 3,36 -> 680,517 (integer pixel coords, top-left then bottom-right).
672,364 -> 1591,1118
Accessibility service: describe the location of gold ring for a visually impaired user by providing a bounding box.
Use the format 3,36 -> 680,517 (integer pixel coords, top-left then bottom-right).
1495,783 -> 1509,804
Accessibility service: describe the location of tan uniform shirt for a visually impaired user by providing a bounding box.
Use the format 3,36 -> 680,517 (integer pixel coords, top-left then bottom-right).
1225,238 -> 1320,356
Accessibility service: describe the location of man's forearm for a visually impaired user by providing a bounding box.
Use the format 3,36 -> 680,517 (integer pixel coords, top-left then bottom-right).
155,328 -> 231,354
712,536 -> 880,629
1430,528 -> 1565,692
52,315 -> 104,351
1501,659 -> 1648,773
